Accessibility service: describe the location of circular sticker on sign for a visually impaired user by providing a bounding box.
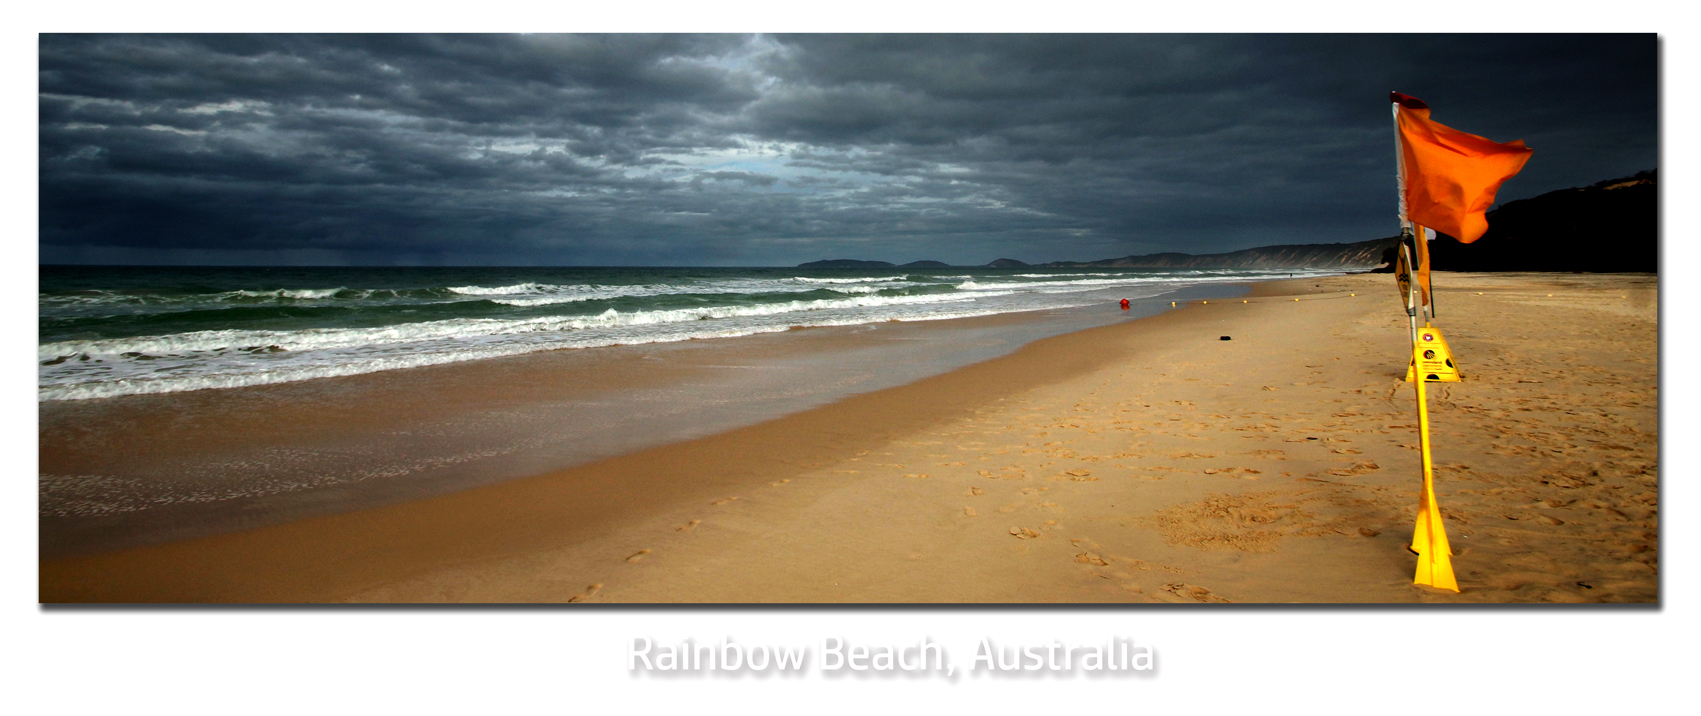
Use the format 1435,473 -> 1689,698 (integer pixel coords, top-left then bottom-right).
1423,349 -> 1436,360
1421,332 -> 1434,342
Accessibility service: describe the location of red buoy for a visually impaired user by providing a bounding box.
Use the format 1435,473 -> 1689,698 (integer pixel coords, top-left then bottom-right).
1120,298 -> 1130,310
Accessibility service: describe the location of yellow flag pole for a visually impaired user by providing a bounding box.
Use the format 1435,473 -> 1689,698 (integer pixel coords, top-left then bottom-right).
1404,243 -> 1459,592
1393,98 -> 1459,591
1397,234 -> 1418,344
1412,222 -> 1433,324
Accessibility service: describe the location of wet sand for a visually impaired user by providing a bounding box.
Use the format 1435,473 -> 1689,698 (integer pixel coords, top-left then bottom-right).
40,273 -> 1658,603
40,285 -> 1239,557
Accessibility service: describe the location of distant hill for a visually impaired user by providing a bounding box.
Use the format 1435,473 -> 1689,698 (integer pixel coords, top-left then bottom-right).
795,171 -> 1656,274
1424,170 -> 1656,272
901,260 -> 952,268
1045,238 -> 1397,270
797,259 -> 896,268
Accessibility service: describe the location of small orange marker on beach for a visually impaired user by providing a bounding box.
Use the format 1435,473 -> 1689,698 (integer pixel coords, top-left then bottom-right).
1120,298 -> 1130,310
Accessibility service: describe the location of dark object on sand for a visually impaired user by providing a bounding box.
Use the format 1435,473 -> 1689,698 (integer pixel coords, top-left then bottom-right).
1220,336 -> 1231,341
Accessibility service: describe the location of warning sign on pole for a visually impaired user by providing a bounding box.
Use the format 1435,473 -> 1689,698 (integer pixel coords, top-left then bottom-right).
1395,246 -> 1413,310
1405,326 -> 1462,382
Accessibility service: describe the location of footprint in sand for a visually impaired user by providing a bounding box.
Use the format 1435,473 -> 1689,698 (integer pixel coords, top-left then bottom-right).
965,487 -> 984,496
626,549 -> 652,563
677,520 -> 701,531
710,497 -> 741,506
1074,552 -> 1109,566
1009,526 -> 1042,539
768,479 -> 791,487
566,584 -> 604,603
964,507 -> 978,517
1158,582 -> 1231,603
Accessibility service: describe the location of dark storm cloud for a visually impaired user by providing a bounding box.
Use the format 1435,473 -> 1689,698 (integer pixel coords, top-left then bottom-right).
39,34 -> 1657,266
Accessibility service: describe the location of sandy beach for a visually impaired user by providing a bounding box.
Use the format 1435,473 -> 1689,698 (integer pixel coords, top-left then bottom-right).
39,272 -> 1658,603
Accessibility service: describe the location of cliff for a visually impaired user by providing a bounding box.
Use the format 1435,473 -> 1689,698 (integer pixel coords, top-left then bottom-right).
1425,170 -> 1656,273
794,169 -> 1656,274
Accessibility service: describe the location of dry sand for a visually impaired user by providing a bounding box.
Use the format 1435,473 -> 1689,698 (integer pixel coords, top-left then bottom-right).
40,273 -> 1658,603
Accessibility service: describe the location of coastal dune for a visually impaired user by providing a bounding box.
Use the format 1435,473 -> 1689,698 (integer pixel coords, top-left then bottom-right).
40,273 -> 1658,603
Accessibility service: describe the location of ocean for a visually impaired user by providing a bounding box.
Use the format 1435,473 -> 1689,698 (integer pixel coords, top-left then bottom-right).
39,265 -> 1343,402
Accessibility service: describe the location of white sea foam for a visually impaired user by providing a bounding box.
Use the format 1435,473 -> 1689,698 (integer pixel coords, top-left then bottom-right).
446,282 -> 557,296
1012,272 -> 1136,278
45,277 -> 938,319
954,272 -> 1329,294
38,292 -> 981,361
955,277 -> 1165,292
40,268 -> 1347,401
37,299 -> 1013,401
228,287 -> 347,300
789,276 -> 908,284
472,279 -> 912,307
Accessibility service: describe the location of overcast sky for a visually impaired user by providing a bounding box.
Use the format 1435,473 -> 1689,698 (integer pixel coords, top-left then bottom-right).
38,34 -> 1657,267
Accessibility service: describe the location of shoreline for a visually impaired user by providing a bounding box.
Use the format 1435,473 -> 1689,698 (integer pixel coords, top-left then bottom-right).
40,281 -> 1246,557
40,272 -> 1658,603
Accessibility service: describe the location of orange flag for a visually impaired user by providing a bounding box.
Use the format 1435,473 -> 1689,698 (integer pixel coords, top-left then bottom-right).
1392,92 -> 1533,243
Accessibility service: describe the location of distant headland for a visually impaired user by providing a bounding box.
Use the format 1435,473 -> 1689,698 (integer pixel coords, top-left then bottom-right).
796,242 -> 1392,270
799,170 -> 1656,274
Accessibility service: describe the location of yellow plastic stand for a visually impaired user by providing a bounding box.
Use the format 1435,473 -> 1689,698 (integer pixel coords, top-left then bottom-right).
1405,324 -> 1462,382
1409,340 -> 1460,592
